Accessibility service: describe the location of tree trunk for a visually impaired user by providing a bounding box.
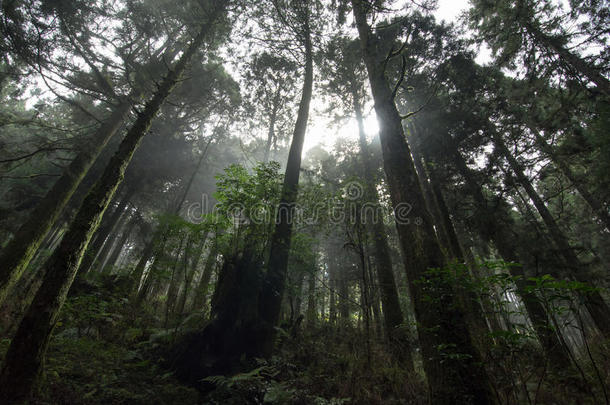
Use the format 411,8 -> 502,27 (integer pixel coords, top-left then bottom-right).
263,88 -> 281,163
0,14 -> 223,400
175,232 -> 208,316
351,2 -> 495,403
165,234 -> 188,327
338,265 -> 350,324
495,134 -> 610,338
306,264 -> 317,325
409,125 -> 500,346
130,135 -> 211,292
192,241 -> 218,311
0,98 -> 134,308
257,13 -> 313,357
328,270 -> 337,325
95,210 -> 130,273
353,93 -> 414,368
131,231 -> 158,291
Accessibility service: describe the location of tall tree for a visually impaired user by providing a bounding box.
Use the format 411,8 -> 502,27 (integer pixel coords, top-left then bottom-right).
350,1 -> 495,402
257,0 -> 315,357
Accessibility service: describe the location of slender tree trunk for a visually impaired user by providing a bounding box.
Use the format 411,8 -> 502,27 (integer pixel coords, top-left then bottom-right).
338,266 -> 350,324
328,270 -> 337,325
306,264 -> 317,325
495,134 -> 610,338
137,234 -> 171,305
257,14 -> 313,357
353,93 -> 414,368
131,135 -> 211,292
0,98 -> 134,307
131,231 -> 159,291
427,167 -> 504,335
355,227 -> 372,365
367,259 -> 383,339
0,14 -> 223,400
263,89 -> 281,163
351,2 -> 495,403
409,125 -> 500,345
175,232 -> 208,316
192,241 -> 218,311
94,211 -> 129,273
102,214 -> 139,273
165,234 -> 188,327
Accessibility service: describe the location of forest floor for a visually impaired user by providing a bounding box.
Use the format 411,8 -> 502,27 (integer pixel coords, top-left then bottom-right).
1,275 -> 607,404
0,276 -> 426,405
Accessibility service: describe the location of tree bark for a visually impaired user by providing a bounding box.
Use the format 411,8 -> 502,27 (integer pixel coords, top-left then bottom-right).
409,125 -> 500,346
165,234 -> 188,327
0,13 -> 222,400
351,2 -> 495,403
306,263 -> 317,325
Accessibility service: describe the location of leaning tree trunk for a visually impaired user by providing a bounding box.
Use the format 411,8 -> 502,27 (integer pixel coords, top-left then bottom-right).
494,133 -> 610,338
0,14 -> 222,401
351,1 -> 495,403
0,97 -> 134,308
408,124 -> 500,346
257,15 -> 313,358
353,93 -> 414,370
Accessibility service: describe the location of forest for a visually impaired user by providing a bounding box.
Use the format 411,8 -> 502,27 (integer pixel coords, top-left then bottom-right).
0,0 -> 608,403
